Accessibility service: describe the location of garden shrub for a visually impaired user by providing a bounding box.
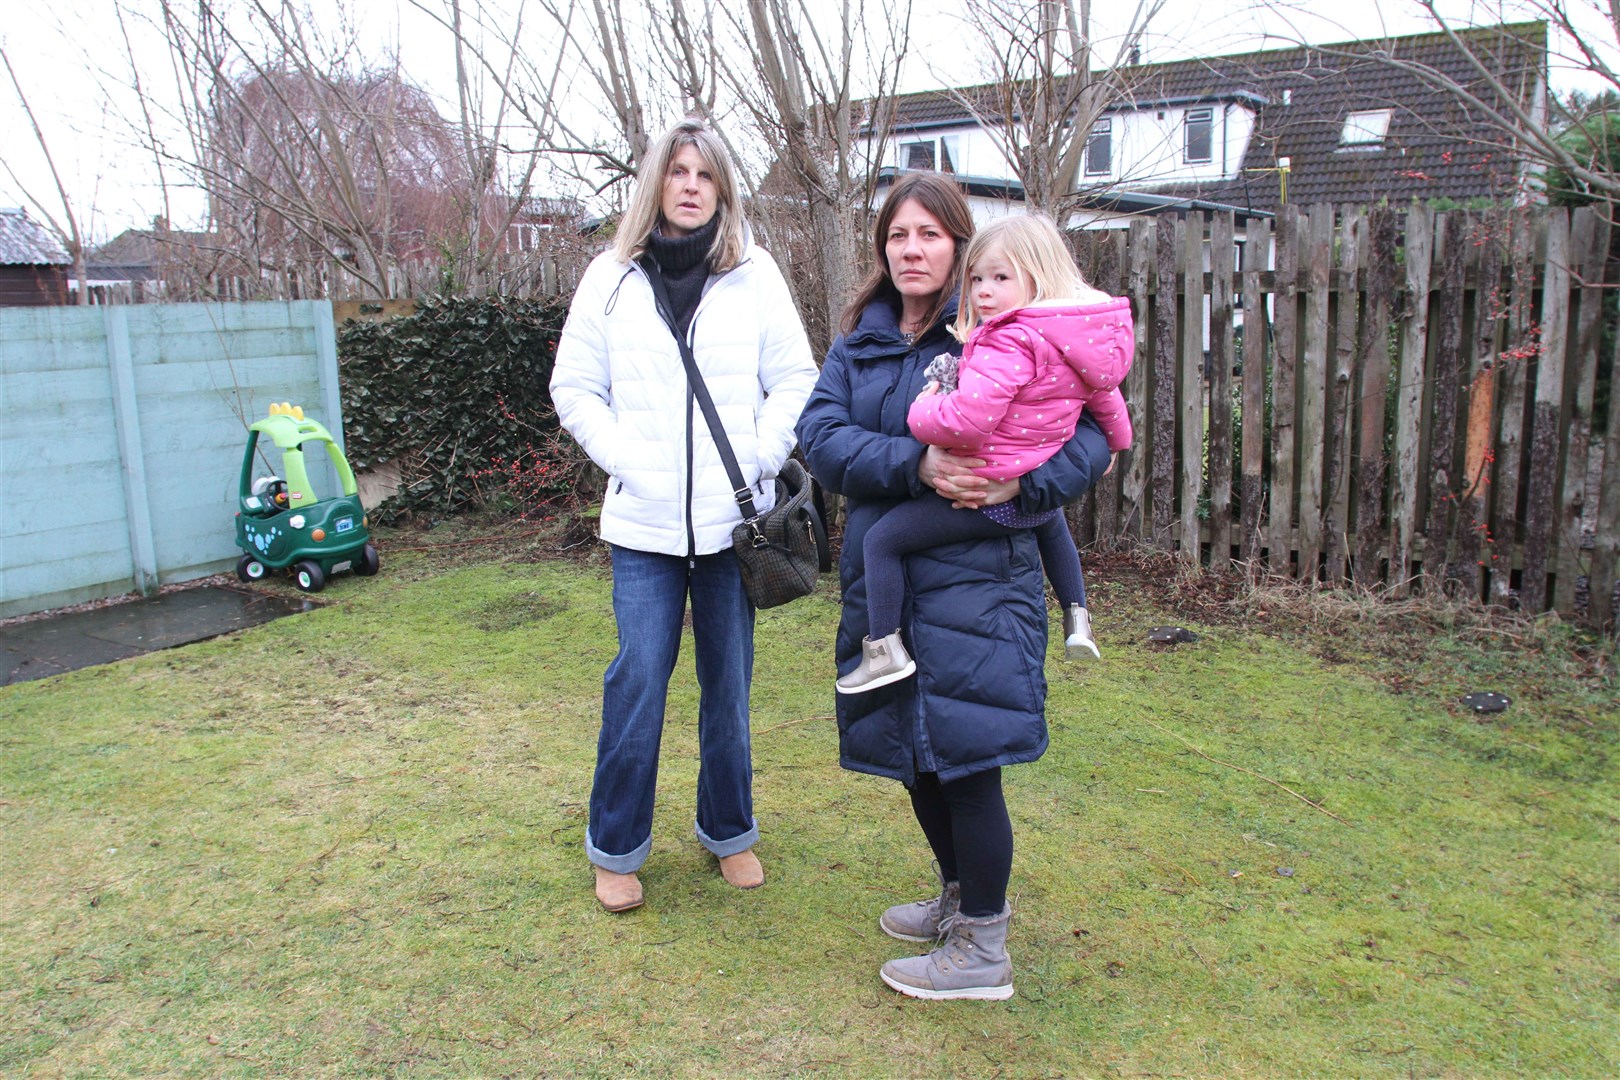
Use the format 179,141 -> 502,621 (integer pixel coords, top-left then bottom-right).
338,296 -> 594,521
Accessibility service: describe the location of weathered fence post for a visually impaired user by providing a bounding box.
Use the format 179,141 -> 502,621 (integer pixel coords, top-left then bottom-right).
1269,206 -> 1301,574
1179,214 -> 1206,560
1151,219 -> 1179,551
1086,229 -> 1129,550
1490,212 -> 1537,605
1425,212 -> 1467,591
1297,204 -> 1334,581
1239,216 -> 1271,570
1208,211 -> 1236,564
1557,206 -> 1610,615
1590,326 -> 1620,629
1456,210 -> 1504,598
1521,208 -> 1571,613
1355,206 -> 1397,586
1391,204 -> 1434,595
1323,209 -> 1362,583
1122,219 -> 1153,545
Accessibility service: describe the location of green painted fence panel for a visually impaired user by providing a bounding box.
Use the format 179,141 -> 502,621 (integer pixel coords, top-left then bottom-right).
129,329 -> 320,367
0,300 -> 342,618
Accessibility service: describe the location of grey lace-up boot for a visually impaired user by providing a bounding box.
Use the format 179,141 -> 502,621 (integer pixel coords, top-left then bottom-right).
879,904 -> 1013,1001
880,872 -> 960,943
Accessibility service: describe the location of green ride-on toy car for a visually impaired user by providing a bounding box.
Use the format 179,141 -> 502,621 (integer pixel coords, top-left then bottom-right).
234,402 -> 379,592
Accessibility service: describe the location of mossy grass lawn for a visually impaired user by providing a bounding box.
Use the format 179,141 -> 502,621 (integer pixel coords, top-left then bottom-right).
2,530 -> 1615,1077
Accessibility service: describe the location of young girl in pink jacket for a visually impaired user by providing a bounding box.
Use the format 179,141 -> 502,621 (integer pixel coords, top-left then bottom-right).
838,214 -> 1135,694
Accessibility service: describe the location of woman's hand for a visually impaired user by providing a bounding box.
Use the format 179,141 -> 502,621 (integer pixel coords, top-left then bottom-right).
919,445 -> 1016,509
977,476 -> 1020,506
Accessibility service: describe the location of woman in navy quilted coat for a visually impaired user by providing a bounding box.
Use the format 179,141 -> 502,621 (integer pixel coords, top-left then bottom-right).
796,173 -> 1112,1001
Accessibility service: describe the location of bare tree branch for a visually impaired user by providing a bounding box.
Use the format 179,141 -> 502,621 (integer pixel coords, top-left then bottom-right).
1,46 -> 88,303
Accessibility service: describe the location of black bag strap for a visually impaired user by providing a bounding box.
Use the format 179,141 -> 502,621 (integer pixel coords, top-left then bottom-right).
641,259 -> 768,544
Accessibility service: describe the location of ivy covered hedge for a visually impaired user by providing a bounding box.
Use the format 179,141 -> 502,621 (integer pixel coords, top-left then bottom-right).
338,296 -> 588,520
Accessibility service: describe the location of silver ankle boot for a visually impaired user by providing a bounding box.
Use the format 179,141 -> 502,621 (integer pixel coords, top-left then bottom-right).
1063,604 -> 1100,660
879,904 -> 1013,1001
880,870 -> 960,943
835,631 -> 916,694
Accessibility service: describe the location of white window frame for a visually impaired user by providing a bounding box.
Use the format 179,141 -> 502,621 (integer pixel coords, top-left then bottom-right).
900,139 -> 936,170
899,135 -> 960,173
1184,108 -> 1214,164
1084,118 -> 1112,176
1340,108 -> 1392,149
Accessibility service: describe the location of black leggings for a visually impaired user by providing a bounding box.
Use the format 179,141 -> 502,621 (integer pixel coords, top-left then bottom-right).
907,768 -> 1012,918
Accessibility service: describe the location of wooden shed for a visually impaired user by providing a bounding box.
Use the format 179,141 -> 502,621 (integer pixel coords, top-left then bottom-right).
0,208 -> 70,306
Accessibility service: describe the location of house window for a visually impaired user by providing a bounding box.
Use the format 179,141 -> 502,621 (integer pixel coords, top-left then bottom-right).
1184,108 -> 1213,163
1340,108 -> 1392,149
506,223 -> 552,253
1084,119 -> 1112,176
900,135 -> 959,173
901,140 -> 934,170
508,224 -> 534,253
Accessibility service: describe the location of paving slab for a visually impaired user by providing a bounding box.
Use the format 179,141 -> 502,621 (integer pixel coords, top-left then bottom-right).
0,585 -> 315,687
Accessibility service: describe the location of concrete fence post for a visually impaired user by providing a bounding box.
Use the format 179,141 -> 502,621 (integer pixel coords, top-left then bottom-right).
103,306 -> 159,596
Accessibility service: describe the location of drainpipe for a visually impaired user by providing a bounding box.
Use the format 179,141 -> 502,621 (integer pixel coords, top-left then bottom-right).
1222,102 -> 1230,178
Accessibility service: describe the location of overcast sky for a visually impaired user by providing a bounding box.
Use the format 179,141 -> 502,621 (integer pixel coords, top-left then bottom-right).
0,0 -> 1605,243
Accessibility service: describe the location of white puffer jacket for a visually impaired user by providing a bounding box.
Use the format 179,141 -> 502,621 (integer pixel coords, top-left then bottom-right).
550,243 -> 817,557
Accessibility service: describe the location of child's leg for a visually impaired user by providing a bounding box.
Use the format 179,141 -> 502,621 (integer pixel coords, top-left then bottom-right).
1033,516 -> 1087,609
864,496 -> 1018,641
1035,516 -> 1101,659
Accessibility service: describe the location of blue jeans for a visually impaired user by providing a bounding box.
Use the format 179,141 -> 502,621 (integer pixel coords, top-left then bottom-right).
585,544 -> 759,873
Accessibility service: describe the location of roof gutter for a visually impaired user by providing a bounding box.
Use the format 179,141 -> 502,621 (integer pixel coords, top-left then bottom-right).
870,91 -> 1269,138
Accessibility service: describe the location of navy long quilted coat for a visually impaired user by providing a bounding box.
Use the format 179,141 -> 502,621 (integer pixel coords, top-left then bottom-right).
796,297 -> 1111,786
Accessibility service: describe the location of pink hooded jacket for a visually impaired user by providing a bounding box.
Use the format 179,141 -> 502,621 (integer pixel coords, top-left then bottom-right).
907,296 -> 1135,482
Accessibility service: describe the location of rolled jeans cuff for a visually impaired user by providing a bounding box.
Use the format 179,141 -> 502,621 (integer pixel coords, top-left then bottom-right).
585,829 -> 653,874
695,818 -> 759,858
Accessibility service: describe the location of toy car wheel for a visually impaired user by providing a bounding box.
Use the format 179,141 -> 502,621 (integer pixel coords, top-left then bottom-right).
293,560 -> 326,593
236,555 -> 268,582
355,543 -> 380,576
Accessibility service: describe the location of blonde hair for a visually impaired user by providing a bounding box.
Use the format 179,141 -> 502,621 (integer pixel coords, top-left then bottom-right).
613,117 -> 747,271
951,214 -> 1087,339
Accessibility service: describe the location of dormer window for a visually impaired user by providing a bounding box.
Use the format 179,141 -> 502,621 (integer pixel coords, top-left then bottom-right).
900,135 -> 959,173
1084,119 -> 1112,176
1184,108 -> 1213,163
1340,109 -> 1392,149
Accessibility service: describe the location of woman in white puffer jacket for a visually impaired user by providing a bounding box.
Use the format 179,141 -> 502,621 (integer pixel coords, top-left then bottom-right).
549,117 -> 817,913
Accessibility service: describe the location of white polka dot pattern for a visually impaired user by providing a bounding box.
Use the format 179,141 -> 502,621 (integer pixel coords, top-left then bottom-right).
905,296 -> 1136,482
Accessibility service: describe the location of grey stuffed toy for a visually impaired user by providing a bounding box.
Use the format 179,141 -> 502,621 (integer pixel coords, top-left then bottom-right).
922,352 -> 959,395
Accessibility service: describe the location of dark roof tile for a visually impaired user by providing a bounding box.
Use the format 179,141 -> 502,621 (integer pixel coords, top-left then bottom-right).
879,21 -> 1546,213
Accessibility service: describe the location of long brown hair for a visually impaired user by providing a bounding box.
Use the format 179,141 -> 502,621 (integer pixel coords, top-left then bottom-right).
841,172 -> 975,335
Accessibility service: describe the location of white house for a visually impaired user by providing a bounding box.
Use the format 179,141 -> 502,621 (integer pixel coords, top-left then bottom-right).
862,21 -> 1547,227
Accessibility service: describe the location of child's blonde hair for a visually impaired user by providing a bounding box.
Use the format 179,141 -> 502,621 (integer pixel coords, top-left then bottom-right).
951,214 -> 1086,340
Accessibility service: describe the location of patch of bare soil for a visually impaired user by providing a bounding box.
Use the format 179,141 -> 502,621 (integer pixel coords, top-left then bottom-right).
1082,548 -> 1256,629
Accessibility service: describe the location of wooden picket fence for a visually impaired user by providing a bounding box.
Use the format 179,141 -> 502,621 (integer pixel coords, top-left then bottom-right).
1068,204 -> 1620,629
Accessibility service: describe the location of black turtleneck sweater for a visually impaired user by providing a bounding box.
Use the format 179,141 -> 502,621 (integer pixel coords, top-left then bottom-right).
643,217 -> 718,336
